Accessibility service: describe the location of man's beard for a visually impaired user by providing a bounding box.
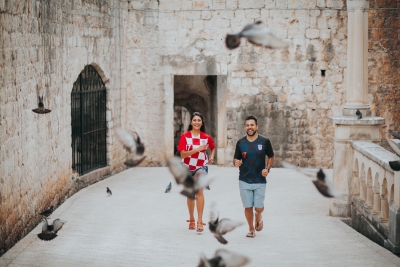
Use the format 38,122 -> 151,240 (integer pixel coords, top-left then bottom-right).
246,129 -> 257,136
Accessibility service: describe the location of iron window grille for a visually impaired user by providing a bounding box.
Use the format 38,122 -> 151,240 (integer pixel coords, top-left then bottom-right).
71,65 -> 107,175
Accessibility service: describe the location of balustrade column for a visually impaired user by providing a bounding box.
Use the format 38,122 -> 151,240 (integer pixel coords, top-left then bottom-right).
381,197 -> 389,222
366,186 -> 373,208
373,192 -> 381,214
360,182 -> 366,202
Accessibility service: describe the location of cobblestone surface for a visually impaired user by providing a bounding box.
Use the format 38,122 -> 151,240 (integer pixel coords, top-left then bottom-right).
1,166 -> 400,267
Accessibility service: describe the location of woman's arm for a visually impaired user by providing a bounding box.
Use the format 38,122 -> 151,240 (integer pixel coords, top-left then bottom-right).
209,148 -> 216,164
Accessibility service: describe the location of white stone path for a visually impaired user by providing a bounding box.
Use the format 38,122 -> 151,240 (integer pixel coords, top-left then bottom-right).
1,166 -> 400,267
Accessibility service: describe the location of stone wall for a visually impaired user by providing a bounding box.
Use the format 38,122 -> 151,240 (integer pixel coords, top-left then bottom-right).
368,1 -> 400,149
0,0 -> 127,255
125,0 -> 348,167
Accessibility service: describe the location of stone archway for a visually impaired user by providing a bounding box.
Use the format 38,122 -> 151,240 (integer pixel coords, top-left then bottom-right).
71,65 -> 107,175
173,75 -> 218,161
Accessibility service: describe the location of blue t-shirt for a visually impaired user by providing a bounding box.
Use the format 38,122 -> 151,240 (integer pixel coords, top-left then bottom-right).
233,135 -> 274,184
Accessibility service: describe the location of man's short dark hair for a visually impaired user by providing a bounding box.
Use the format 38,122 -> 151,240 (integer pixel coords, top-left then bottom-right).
245,115 -> 258,125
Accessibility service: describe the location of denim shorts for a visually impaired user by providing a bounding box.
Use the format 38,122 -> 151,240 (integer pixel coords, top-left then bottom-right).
239,180 -> 266,208
190,166 -> 208,177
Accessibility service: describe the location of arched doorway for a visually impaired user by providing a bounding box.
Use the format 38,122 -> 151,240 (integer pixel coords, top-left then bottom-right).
71,65 -> 107,175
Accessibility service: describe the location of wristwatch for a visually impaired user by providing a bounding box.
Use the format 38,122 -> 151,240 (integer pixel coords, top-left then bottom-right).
267,168 -> 271,173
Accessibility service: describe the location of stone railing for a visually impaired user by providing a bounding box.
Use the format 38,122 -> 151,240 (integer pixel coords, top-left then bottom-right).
350,141 -> 400,254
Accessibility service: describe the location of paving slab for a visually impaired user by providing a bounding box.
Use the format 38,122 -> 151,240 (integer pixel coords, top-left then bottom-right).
1,166 -> 400,267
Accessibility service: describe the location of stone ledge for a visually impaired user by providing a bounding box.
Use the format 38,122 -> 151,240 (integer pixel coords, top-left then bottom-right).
75,166 -> 111,185
331,116 -> 385,125
351,141 -> 399,173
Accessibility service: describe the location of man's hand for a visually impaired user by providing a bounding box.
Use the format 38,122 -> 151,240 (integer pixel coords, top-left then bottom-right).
261,168 -> 269,177
234,159 -> 242,167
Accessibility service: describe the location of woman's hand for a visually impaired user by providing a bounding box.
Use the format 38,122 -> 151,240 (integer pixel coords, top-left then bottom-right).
197,144 -> 208,152
209,158 -> 214,164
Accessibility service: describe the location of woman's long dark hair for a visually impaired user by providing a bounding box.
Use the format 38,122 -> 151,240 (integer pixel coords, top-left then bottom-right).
187,112 -> 206,132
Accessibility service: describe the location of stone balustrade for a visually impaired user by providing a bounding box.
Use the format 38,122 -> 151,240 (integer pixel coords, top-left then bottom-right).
350,141 -> 400,254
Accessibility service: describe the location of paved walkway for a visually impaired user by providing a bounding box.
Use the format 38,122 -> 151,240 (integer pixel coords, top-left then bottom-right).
1,166 -> 400,267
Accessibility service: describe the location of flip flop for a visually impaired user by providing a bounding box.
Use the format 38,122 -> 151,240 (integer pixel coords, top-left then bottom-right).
246,232 -> 255,238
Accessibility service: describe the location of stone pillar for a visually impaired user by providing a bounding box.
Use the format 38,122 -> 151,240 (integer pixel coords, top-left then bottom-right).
343,0 -> 370,117
373,192 -> 381,214
330,0 -> 385,217
381,197 -> 389,222
366,186 -> 373,208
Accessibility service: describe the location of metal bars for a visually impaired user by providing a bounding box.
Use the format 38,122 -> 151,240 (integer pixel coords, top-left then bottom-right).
71,65 -> 107,175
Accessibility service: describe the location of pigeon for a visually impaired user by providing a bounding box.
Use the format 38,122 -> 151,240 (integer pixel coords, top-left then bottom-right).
385,136 -> 400,171
386,136 -> 400,156
39,206 -> 54,218
282,161 -> 341,198
115,127 -> 146,167
389,129 -> 400,140
165,182 -> 172,193
32,95 -> 51,114
356,109 -> 362,119
167,157 -> 214,199
107,187 -> 112,196
198,249 -> 250,267
209,203 -> 244,244
37,218 -> 66,241
225,21 -> 290,50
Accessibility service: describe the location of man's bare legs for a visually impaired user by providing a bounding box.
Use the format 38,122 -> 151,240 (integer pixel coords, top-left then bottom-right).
245,207 -> 264,234
255,207 -> 264,231
244,207 -> 255,233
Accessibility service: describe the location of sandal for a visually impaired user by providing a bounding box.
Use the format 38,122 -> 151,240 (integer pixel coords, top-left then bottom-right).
246,232 -> 255,238
255,213 -> 263,232
196,221 -> 206,232
187,219 -> 195,230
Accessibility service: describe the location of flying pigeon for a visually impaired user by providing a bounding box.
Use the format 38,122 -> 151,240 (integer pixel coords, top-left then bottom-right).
37,218 -> 66,241
389,129 -> 400,140
209,203 -> 244,244
386,136 -> 400,156
356,109 -> 362,119
167,157 -> 214,199
165,182 -> 172,193
32,95 -> 51,114
107,187 -> 112,196
282,161 -> 341,198
385,136 -> 400,171
225,21 -> 290,50
39,206 -> 54,218
115,127 -> 146,167
198,249 -> 250,267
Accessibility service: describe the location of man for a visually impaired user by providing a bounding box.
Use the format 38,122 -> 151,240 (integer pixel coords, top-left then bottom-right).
233,115 -> 274,238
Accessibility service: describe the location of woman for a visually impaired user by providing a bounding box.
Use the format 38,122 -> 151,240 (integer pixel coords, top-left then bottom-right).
177,112 -> 216,232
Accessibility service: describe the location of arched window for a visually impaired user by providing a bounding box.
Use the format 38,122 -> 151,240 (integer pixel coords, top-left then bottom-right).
71,65 -> 107,175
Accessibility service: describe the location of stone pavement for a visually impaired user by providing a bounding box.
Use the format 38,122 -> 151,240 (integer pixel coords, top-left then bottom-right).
1,166 -> 400,267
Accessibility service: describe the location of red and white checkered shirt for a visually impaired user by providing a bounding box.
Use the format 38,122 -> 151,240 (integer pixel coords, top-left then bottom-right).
177,131 -> 215,171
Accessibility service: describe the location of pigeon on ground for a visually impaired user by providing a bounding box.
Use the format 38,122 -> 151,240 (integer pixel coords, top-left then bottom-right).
225,21 -> 290,50
209,203 -> 244,244
165,182 -> 172,193
356,109 -> 362,119
198,249 -> 250,267
39,206 -> 54,218
385,136 -> 400,171
107,187 -> 112,196
37,218 -> 66,241
282,161 -> 341,198
167,157 -> 214,199
115,127 -> 146,167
